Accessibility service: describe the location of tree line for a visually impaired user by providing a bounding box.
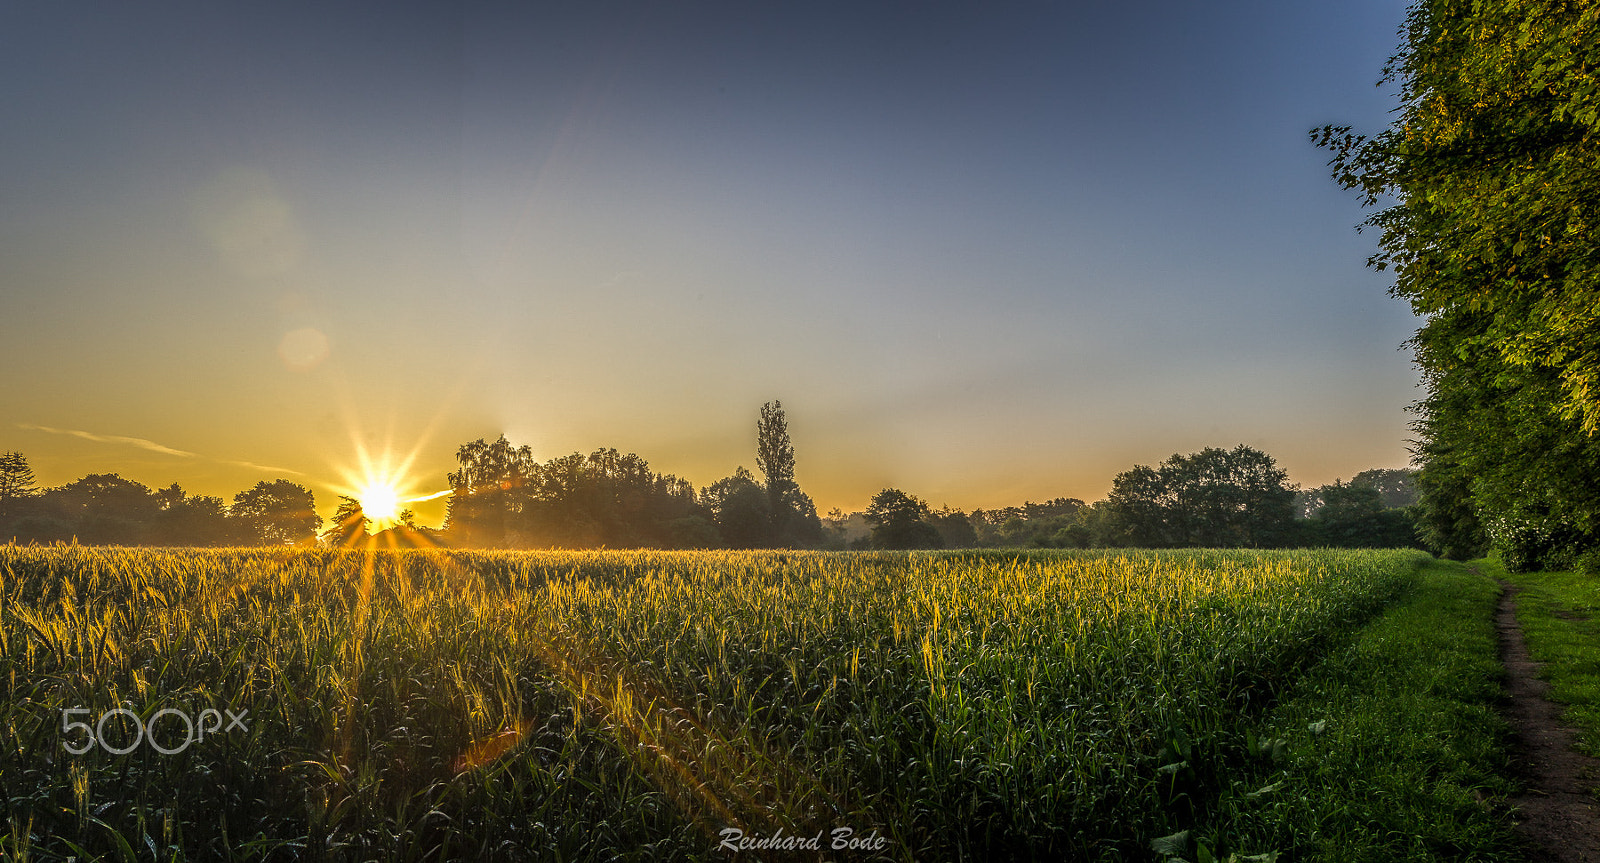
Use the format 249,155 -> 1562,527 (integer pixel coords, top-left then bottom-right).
0,455 -> 318,547
829,447 -> 1419,551
428,401 -> 822,550
0,402 -> 823,550
1,411 -> 1419,552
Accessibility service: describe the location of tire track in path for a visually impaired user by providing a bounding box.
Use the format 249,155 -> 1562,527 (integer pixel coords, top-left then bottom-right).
1496,578 -> 1600,862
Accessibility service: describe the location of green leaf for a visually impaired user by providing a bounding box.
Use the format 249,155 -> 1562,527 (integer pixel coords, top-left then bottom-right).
1246,779 -> 1286,798
1152,830 -> 1191,858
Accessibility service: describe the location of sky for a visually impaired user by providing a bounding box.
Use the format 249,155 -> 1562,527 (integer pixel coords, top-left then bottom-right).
0,1 -> 1418,527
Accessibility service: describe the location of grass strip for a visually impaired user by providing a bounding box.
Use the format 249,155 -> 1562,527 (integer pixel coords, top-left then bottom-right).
1180,559 -> 1525,863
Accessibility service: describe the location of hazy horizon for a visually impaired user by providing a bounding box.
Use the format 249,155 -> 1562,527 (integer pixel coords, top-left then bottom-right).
6,420 -> 1413,531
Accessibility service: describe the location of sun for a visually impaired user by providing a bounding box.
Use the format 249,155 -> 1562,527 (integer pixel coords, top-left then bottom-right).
358,483 -> 402,528
327,428 -> 453,539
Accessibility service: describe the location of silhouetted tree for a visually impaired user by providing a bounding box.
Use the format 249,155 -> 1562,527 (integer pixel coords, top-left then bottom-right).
1048,520 -> 1093,549
42,474 -> 160,545
756,401 -> 796,533
1076,502 -> 1127,548
662,516 -> 720,549
444,435 -> 535,548
865,488 -> 943,550
1295,478 -> 1422,549
0,452 -> 37,526
820,508 -> 871,550
231,480 -> 320,546
370,507 -> 441,548
441,435 -> 711,548
6,513 -> 74,544
521,448 -> 705,548
751,400 -> 822,547
321,495 -> 371,547
927,507 -> 977,548
524,451 -> 605,547
780,489 -> 823,547
1102,465 -> 1171,546
1104,446 -> 1295,548
1311,482 -> 1386,546
703,467 -> 772,548
970,498 -> 1086,546
149,484 -> 233,546
1301,468 -> 1421,518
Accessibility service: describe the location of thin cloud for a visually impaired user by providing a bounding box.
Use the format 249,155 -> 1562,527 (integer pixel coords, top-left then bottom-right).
18,423 -> 197,457
226,460 -> 308,477
18,423 -> 305,477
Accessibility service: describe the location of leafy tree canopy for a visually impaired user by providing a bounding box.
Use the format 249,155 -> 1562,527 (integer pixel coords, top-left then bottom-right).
1104,445 -> 1295,548
231,480 -> 320,546
865,488 -> 943,550
1318,0 -> 1600,567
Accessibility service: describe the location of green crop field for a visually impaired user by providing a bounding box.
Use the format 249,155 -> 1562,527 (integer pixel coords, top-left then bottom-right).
1,547 -> 1450,860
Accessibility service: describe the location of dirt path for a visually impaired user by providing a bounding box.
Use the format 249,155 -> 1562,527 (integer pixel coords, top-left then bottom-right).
1496,579 -> 1600,861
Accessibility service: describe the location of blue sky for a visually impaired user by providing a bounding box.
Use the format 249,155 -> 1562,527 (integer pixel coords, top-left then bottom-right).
0,1 -> 1417,522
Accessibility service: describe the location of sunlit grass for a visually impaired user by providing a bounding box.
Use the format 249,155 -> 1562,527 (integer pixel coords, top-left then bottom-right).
1191,559 -> 1522,862
0,546 -> 1426,860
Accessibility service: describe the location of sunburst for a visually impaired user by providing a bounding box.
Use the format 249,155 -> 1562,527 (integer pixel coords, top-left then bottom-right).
357,482 -> 403,529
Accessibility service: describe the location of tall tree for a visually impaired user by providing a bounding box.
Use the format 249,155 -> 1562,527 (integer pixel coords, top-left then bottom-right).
1317,0 -> 1600,567
230,480 -> 320,546
756,401 -> 796,505
755,401 -> 796,539
752,400 -> 821,547
0,452 -> 36,523
926,507 -> 978,549
1099,467 -> 1170,546
520,447 -> 705,548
